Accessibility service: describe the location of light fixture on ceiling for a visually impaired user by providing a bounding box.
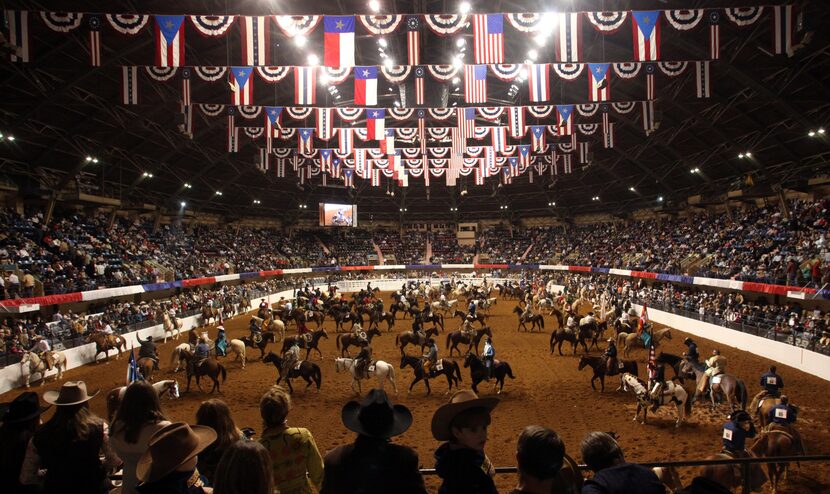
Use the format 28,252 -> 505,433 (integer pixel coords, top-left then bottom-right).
527,49 -> 538,60
369,0 -> 381,13
183,183 -> 192,189
452,76 -> 460,85
657,196 -> 664,202
459,2 -> 471,14
548,201 -> 556,206
306,54 -> 319,66
294,35 -> 307,47
180,201 -> 186,207
456,38 -> 466,47
690,167 -> 700,173
628,186 -> 635,192
383,58 -> 394,69
378,37 -> 388,48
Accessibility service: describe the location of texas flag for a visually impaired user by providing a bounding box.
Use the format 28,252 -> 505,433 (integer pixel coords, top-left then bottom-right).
588,63 -> 610,101
631,11 -> 660,61
556,105 -> 574,135
528,63 -> 550,102
294,66 -> 316,105
354,66 -> 378,106
299,128 -> 314,154
324,16 -> 355,68
154,15 -> 185,67
367,109 -> 385,140
230,66 -> 253,105
381,128 -> 395,154
530,126 -> 546,152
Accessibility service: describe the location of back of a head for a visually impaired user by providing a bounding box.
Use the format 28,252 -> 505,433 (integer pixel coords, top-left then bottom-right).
114,381 -> 165,443
260,385 -> 291,429
581,432 -> 623,472
212,440 -> 274,494
196,399 -> 240,448
517,425 -> 566,480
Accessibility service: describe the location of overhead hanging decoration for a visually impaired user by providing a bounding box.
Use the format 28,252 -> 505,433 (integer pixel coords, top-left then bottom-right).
478,107 -> 504,120
286,107 -> 314,119
424,14 -> 468,35
321,66 -> 351,84
237,105 -> 262,119
612,101 -> 637,114
613,62 -> 641,78
336,107 -> 363,121
426,64 -> 458,81
665,9 -> 704,30
189,15 -> 235,37
428,108 -> 455,120
256,65 -> 291,82
200,103 -> 225,116
358,15 -> 403,34
154,15 -> 186,67
724,7 -> 764,26
195,66 -> 227,81
658,61 -> 687,76
145,66 -> 177,81
40,12 -> 83,32
527,105 -> 554,118
576,103 -> 599,117
578,123 -> 599,135
504,13 -> 544,32
389,108 -> 414,120
274,15 -> 321,36
552,63 -> 584,80
586,11 -> 628,33
244,127 -> 264,138
105,14 -> 149,35
381,65 -> 411,83
489,64 -> 523,81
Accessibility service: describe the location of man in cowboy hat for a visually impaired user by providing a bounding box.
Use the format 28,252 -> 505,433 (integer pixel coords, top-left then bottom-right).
138,334 -> 159,370
423,337 -> 438,377
0,392 -> 50,493
604,337 -> 618,373
431,389 -> 500,494
135,422 -> 216,493
354,340 -> 372,379
683,337 -> 699,363
31,334 -> 54,370
321,389 -> 426,494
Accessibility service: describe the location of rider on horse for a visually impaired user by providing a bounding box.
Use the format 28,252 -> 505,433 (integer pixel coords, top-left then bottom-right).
750,365 -> 784,412
352,322 -> 367,346
566,311 -> 578,332
722,410 -> 757,458
355,340 -> 372,379
423,338 -> 438,377
138,335 -> 159,370
283,340 -> 301,378
32,336 -> 54,370
297,318 -> 310,338
604,338 -> 618,372
683,337 -> 700,363
191,336 -> 211,374
468,299 -> 477,321
700,349 -> 727,396
482,336 -> 495,379
767,395 -> 805,453
413,316 -> 426,344
460,318 -> 475,337
249,318 -> 263,344
215,325 -> 228,357
648,361 -> 666,412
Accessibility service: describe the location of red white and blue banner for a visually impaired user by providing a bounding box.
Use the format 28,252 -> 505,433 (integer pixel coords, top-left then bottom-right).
508,106 -> 525,138
464,64 -> 488,103
240,16 -> 270,66
557,105 -> 574,135
154,15 -> 185,67
406,16 -> 421,65
316,108 -> 333,140
227,107 -> 238,152
631,11 -> 661,61
88,15 -> 102,66
264,106 -> 282,153
528,63 -> 550,102
230,66 -> 253,105
338,128 -> 353,154
459,107 -> 477,140
773,5 -> 794,56
381,129 -> 396,155
324,16 -> 355,68
367,109 -> 386,140
5,9 -> 29,62
491,126 -> 507,153
294,66 -> 316,105
556,13 -> 582,62
121,66 -> 138,104
354,66 -> 378,106
588,63 -> 610,101
695,61 -> 710,98
531,126 -> 546,151
414,66 -> 426,105
298,128 -> 314,154
473,14 -> 504,64
190,15 -> 235,37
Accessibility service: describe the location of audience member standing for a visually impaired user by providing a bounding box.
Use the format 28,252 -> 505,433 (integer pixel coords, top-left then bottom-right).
0,392 -> 50,494
136,422 -> 216,494
194,399 -> 243,485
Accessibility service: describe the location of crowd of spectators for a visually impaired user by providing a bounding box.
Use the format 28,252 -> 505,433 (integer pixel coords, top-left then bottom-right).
373,230 -> 426,264
429,231 -> 476,264
317,229 -> 374,266
479,225 -> 535,263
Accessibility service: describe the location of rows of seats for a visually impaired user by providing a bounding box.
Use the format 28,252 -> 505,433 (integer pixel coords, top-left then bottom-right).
373,230 -> 426,264
429,231 -> 475,263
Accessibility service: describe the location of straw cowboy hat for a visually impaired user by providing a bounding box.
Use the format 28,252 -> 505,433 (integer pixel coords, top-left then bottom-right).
341,389 -> 412,439
136,422 -> 217,483
0,392 -> 50,423
431,389 -> 499,441
43,381 -> 99,406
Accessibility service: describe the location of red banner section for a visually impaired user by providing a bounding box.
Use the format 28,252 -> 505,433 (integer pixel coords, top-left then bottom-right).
743,282 -> 814,296
0,292 -> 83,308
259,269 -> 284,277
568,265 -> 592,272
341,265 -> 374,271
182,277 -> 216,287
631,271 -> 658,279
474,263 -> 509,269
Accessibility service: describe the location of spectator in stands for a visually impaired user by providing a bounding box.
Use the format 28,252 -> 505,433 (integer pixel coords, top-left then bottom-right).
135,422 -> 216,494
212,441 -> 274,494
7,271 -> 19,299
510,425 -> 567,494
259,385 -> 323,494
195,399 -> 244,485
322,389 -> 426,494
580,431 -> 665,494
0,392 -> 50,494
110,381 -> 172,494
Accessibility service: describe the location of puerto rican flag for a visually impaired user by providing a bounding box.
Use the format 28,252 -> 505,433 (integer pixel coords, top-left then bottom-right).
320,149 -> 333,172
528,63 -> 550,102
508,107 -> 525,138
264,106 -> 282,153
155,15 -> 185,67
354,66 -> 378,106
588,63 -> 610,101
557,105 -> 574,135
343,168 -> 354,187
473,14 -> 504,64
631,11 -> 660,62
367,109 -> 385,140
458,107 -> 476,140
381,129 -> 395,154
491,126 -> 507,153
556,13 -> 582,62
294,66 -> 316,105
240,16 -> 269,66
298,128 -> 314,154
230,66 -> 253,105
508,157 -> 519,180
324,16 -> 355,68
530,126 -> 546,151
518,145 -> 531,166
464,64 -> 488,103
316,107 -> 333,140
338,127 -> 353,154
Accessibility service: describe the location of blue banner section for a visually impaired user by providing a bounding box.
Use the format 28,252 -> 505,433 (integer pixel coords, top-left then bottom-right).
818,289 -> 830,300
141,281 -> 183,291
509,263 -> 540,270
312,266 -> 339,272
591,267 -> 611,273
406,264 -> 441,270
239,271 -> 260,279
656,273 -> 694,284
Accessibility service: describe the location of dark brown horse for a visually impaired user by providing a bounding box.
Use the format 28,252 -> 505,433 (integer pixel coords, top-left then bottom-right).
446,326 -> 493,357
453,309 -> 488,327
681,359 -> 747,411
281,328 -> 328,360
549,327 -> 589,355
420,311 -> 445,331
175,348 -> 227,393
513,306 -> 545,332
577,355 -> 638,392
336,327 -> 382,357
396,327 -> 439,353
699,451 -> 767,493
263,352 -> 322,394
463,352 -> 515,394
654,352 -> 687,383
331,310 -> 362,332
303,310 -> 326,328
400,354 -> 462,396
369,310 -> 396,332
241,331 -> 278,359
86,333 -> 127,362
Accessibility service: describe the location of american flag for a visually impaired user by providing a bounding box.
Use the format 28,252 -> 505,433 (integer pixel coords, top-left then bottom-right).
458,107 -> 476,140
473,14 -> 504,64
88,15 -> 102,66
464,65 -> 488,103
648,343 -> 657,380
414,66 -> 426,105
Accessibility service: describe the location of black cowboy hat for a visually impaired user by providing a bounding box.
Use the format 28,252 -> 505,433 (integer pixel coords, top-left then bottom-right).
684,337 -> 693,344
729,410 -> 752,423
0,392 -> 50,424
341,389 -> 413,439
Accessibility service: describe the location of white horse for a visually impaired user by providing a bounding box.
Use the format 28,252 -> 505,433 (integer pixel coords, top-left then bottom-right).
225,339 -> 247,369
106,379 -> 180,422
334,357 -> 398,396
163,313 -> 182,343
620,373 -> 690,428
170,343 -> 193,372
21,351 -> 67,388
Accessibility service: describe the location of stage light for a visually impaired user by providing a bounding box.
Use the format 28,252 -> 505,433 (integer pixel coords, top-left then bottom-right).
738,153 -> 744,159
809,130 -> 816,137
657,196 -> 664,202
253,199 -> 261,204
378,37 -> 387,48
369,0 -> 380,12
184,183 -> 192,189
7,135 -> 15,141
215,191 -> 223,196
744,152 -> 752,158
459,2 -> 471,14
452,77 -> 460,85
383,58 -> 394,69
306,54 -> 319,66
0,132 -> 4,139
819,128 -> 826,134
180,201 -> 186,207
86,156 -> 93,162
456,38 -> 466,48
294,35 -> 307,47
452,55 -> 463,69
527,49 -> 538,60
534,34 -> 547,47
629,186 -> 635,192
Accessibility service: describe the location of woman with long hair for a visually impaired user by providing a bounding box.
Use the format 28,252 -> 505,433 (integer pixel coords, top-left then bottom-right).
212,441 -> 274,494
0,392 -> 49,494
195,399 -> 243,484
110,381 -> 171,494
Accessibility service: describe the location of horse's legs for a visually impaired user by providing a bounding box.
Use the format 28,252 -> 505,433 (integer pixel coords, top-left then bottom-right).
408,376 -> 421,394
314,347 -> 323,359
600,375 -> 605,393
424,378 -> 432,396
286,377 -> 294,394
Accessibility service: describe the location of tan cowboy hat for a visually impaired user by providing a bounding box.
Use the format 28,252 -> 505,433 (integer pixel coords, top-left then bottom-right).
431,389 -> 499,441
341,389 -> 413,439
136,422 -> 217,483
43,381 -> 99,406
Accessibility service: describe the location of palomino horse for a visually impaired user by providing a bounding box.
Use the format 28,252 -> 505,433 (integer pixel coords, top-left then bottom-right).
395,327 -> 439,353
549,326 -> 590,356
281,329 -> 329,360
337,328 -> 382,357
334,357 -> 397,396
20,351 -> 67,388
616,328 -> 672,358
263,352 -> 322,394
170,343 -> 193,372
221,339 -> 247,369
446,326 -> 493,357
175,348 -> 227,393
162,313 -> 182,343
400,354 -> 462,396
241,331 -> 279,359
681,359 -> 747,411
453,309 -> 487,327
750,428 -> 802,494
201,305 -> 221,326
463,353 -> 515,394
513,306 -> 545,332
577,355 -> 638,392
250,316 -> 286,341
105,379 -> 179,422
86,333 -> 127,362
620,373 -> 690,427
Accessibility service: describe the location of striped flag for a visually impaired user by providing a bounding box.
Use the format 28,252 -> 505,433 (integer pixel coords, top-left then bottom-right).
240,16 -> 270,65
126,349 -> 141,384
324,16 -> 355,67
417,109 -> 427,155
557,105 -> 574,135
343,168 -> 354,187
258,148 -> 270,172
695,61 -> 710,98
294,66 -> 316,105
406,16 -> 421,65
265,107 -> 282,153
491,126 -> 507,153
299,128 -> 314,154
518,145 -> 531,166
181,67 -> 191,106
473,14 -> 504,64
642,101 -> 655,133
366,109 -> 385,140
562,153 -> 572,174
578,142 -> 589,163
530,125 -> 546,151
121,66 -> 138,104
354,66 -> 378,106
5,10 -> 30,62
88,15 -> 102,66
230,66 -> 254,105
413,66 -> 426,105
458,107 -> 476,140
227,107 -> 238,152
316,107 -> 333,140
154,15 -> 185,67
645,63 -> 655,100
603,111 -> 614,149
381,129 -> 395,155
338,127 -> 353,154
556,13 -> 582,62
631,11 -> 660,61
528,63 -> 550,102
709,11 -> 720,60
464,65 -> 488,103
773,5 -> 795,56
508,107 -> 525,138
588,63 -> 610,101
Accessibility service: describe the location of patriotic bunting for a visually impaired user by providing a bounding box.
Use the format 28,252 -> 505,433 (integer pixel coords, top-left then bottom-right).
190,15 -> 235,37
406,16 -> 421,65
274,15 -> 321,37
106,14 -> 149,35
489,64 -> 523,81
240,16 -> 270,66
695,61 -> 710,98
145,66 -> 177,81
380,65 -> 410,83
588,63 -> 610,101
322,66 -> 352,84
294,66 -> 316,104
200,103 -> 224,116
299,128 -> 314,154
227,106 -> 238,152
230,66 -> 254,105
424,14 -> 468,35
354,66 -> 378,105
709,11 -> 721,60
556,13 -> 582,62
154,15 -> 185,67
6,10 -> 29,62
316,108 -> 333,140
464,65 -> 488,103
367,109 -> 386,140
725,7 -> 764,27
413,66 -> 426,105
338,128 -> 354,154
121,66 -> 138,104
181,67 -> 191,105
196,66 -> 227,81
665,10 -> 703,31
631,11 -> 661,61
528,63 -> 550,102
587,11 -> 628,33
773,5 -> 795,56
505,13 -> 544,32
88,15 -> 102,66
358,15 -> 403,34
40,12 -> 83,32
642,100 -> 655,133
552,63 -> 583,80
508,107 -> 525,138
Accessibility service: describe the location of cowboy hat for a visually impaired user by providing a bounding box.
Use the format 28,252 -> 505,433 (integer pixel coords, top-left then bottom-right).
341,389 -> 413,439
0,392 -> 50,424
431,389 -> 499,441
136,422 -> 217,483
43,381 -> 99,406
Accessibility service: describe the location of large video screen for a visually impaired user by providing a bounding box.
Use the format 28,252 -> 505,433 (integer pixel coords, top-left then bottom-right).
319,203 -> 357,227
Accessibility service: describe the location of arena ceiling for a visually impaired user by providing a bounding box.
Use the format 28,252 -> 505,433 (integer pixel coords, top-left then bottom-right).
1,1 -> 829,223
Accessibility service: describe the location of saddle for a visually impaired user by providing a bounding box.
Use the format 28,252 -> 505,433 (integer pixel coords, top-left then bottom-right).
303,333 -> 314,343
293,360 -> 304,371
252,333 -> 263,344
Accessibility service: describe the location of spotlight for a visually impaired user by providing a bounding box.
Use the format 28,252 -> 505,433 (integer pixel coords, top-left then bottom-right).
738,153 -> 744,159
809,130 -> 816,137
383,58 -> 394,69
399,208 -> 403,212
7,135 -> 15,141
459,1 -> 471,14
456,38 -> 466,48
527,49 -> 538,60
92,157 -> 98,163
319,74 -> 330,85
180,201 -> 186,207
628,186 -> 635,192
534,34 -> 547,47
744,152 -> 752,158
657,196 -> 664,202
215,191 -> 223,196
306,54 -> 319,66
294,35 -> 307,47
452,77 -> 460,85
548,201 -> 556,206
142,172 -> 150,177
452,55 -> 463,69
86,156 -> 93,162
819,128 -> 826,134
378,37 -> 387,48
253,199 -> 261,204
369,0 -> 380,12
0,132 -> 3,139
690,167 -> 700,173
184,182 -> 192,189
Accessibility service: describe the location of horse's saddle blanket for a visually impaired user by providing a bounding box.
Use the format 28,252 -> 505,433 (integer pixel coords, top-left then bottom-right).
294,361 -> 304,371
303,333 -> 314,342
712,375 -> 724,385
434,361 -> 444,371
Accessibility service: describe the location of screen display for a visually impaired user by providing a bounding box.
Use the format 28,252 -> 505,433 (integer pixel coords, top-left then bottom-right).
319,203 -> 357,227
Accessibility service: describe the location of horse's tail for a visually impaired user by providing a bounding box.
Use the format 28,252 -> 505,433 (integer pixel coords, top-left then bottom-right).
504,362 -> 516,379
454,361 -> 462,382
219,364 -> 227,382
313,364 -> 322,389
737,379 -> 748,410
684,387 -> 693,415
395,334 -> 401,346
169,347 -> 180,366
336,334 -> 341,350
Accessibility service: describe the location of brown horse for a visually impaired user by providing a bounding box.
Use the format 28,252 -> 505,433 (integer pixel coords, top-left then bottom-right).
446,326 -> 493,357
262,352 -> 322,394
549,327 -> 589,356
513,306 -> 545,332
337,327 -> 382,357
86,333 -> 127,362
138,357 -> 156,382
616,328 -> 672,357
281,328 -> 328,360
681,359 -> 747,411
699,451 -> 767,493
750,429 -> 801,494
577,355 -> 638,392
331,310 -> 362,332
201,305 -> 221,326
176,348 -> 227,393
463,352 -> 515,394
369,310 -> 396,332
453,309 -> 488,327
303,310 -> 326,328
400,354 -> 462,396
757,396 -> 782,427
241,331 -> 278,359
396,327 -> 439,353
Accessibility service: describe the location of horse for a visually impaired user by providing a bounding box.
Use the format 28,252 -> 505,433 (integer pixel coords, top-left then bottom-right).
400,353 -> 462,396
549,327 -> 589,356
174,348 -> 227,393
395,327 -> 439,353
513,306 -> 545,332
654,352 -> 687,383
241,331 -> 279,359
757,396 -> 782,427
446,326 -> 493,357
138,357 -> 156,382
369,310 -> 396,332
162,313 -> 182,343
86,333 -> 127,362
620,373 -> 690,427
262,352 -> 322,394
20,351 -> 67,388
223,339 -> 247,369
250,316 -> 286,341
699,450 -> 768,493
420,312 -> 445,331
453,309 -> 487,327
681,359 -> 747,411
616,328 -> 672,357
336,327 -> 382,357
201,305 -> 221,326
750,428 -> 803,493
463,352 -> 514,394
577,355 -> 639,392
334,357 -> 397,396
281,329 -> 328,360
105,379 -> 179,423
331,310 -> 362,332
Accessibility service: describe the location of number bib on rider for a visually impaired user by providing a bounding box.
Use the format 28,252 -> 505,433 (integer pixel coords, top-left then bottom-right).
775,408 -> 788,419
712,375 -> 724,385
766,377 -> 777,386
722,428 -> 733,441
435,361 -> 443,371
368,364 -> 376,373
294,361 -> 303,371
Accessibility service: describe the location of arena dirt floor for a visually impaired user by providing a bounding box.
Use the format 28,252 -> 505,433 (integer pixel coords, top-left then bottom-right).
4,292 -> 830,493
